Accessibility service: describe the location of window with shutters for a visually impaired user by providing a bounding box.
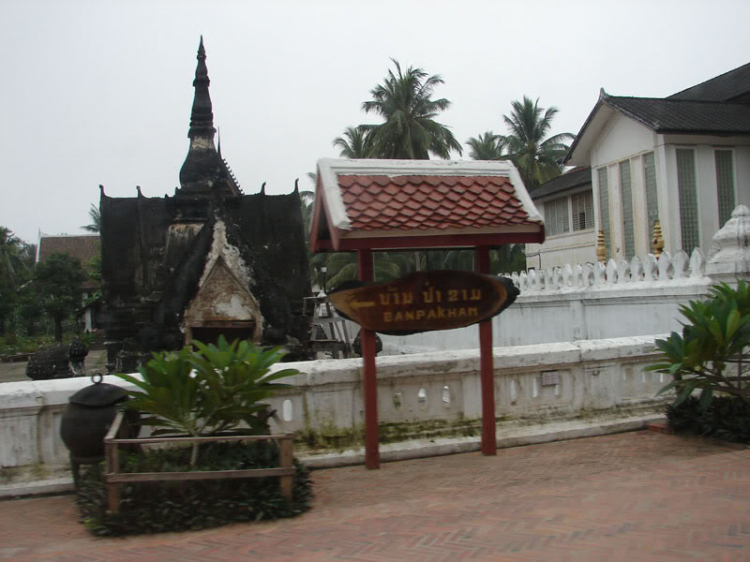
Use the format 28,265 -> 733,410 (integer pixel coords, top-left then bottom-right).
619,160 -> 635,259
571,191 -> 594,231
544,196 -> 569,236
643,152 -> 659,236
597,167 -> 611,258
676,148 -> 699,254
715,149 -> 735,227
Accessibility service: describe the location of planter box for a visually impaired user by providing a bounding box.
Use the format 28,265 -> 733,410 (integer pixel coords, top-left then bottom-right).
103,411 -> 295,513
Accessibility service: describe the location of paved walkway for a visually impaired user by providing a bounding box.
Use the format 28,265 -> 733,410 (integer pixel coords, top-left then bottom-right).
2,431 -> 749,561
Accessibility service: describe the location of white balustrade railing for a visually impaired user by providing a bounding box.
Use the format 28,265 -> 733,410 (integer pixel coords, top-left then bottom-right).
509,249 -> 707,295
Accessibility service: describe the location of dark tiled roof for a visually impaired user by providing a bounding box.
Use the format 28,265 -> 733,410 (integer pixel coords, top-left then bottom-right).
604,95 -> 750,135
338,175 -> 538,231
529,167 -> 591,200
37,235 -> 100,264
669,62 -> 750,102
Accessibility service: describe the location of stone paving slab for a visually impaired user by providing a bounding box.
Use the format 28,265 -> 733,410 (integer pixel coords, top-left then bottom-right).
1,431 -> 749,561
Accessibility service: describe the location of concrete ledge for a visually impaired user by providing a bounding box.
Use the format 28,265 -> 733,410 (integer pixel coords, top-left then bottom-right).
0,477 -> 73,499
299,413 -> 666,469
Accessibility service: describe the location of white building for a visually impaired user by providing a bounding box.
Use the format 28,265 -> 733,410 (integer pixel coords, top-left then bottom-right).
542,61 -> 750,264
525,166 -> 595,269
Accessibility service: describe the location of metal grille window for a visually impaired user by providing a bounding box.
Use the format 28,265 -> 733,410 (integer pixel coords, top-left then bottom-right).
619,160 -> 635,258
544,196 -> 569,236
643,152 -> 659,236
715,149 -> 735,226
597,167 -> 611,258
676,148 -> 700,254
571,191 -> 594,231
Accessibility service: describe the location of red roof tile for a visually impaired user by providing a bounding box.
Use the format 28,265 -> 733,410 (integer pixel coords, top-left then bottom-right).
336,175 -> 539,233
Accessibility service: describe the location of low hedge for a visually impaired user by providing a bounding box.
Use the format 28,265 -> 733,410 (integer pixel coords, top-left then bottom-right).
666,396 -> 750,444
76,440 -> 313,536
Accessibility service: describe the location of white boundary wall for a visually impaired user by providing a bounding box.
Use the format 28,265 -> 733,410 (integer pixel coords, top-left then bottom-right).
1,335 -> 666,485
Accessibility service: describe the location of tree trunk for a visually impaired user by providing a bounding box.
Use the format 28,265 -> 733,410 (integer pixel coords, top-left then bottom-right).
54,317 -> 63,342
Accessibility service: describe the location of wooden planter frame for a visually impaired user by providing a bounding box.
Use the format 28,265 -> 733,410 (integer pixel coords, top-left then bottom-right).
103,411 -> 295,513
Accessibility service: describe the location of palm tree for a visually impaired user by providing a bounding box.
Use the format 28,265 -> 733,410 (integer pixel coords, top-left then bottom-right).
466,131 -> 507,160
502,96 -> 574,189
333,126 -> 373,159
362,59 -> 462,160
0,227 -> 23,291
82,204 -> 100,233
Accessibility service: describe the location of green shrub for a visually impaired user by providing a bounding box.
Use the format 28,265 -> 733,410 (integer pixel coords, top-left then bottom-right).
115,337 -> 299,465
666,396 -> 750,444
649,281 -> 750,408
76,440 -> 313,536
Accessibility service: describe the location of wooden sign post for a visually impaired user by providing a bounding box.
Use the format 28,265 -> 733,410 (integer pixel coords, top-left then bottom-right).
333,252 -> 519,468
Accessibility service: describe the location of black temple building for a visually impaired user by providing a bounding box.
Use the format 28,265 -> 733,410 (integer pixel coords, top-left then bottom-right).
101,39 -> 311,371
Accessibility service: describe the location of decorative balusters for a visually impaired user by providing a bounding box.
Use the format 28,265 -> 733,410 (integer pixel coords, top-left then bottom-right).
689,250 -> 705,278
672,251 -> 689,279
657,251 -> 672,281
643,254 -> 658,281
512,247 -> 715,294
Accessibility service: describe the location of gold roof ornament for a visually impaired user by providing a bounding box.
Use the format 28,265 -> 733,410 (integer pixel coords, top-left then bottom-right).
596,229 -> 607,263
652,220 -> 664,258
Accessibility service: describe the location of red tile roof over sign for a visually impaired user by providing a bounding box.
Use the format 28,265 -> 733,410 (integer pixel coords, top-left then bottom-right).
339,174 -> 535,231
311,159 -> 545,252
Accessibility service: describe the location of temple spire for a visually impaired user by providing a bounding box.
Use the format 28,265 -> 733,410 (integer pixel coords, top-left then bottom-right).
188,36 -> 216,140
177,38 -> 241,197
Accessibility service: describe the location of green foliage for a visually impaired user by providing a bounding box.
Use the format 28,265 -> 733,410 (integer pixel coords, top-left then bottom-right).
666,396 -> 750,444
361,59 -> 462,160
86,241 -> 101,282
648,281 -> 750,408
316,246 -> 526,293
82,203 -> 100,233
333,125 -> 374,158
34,252 -> 87,341
76,441 -> 313,536
471,96 -> 573,190
466,131 -> 507,160
0,227 -> 36,336
115,337 -> 298,465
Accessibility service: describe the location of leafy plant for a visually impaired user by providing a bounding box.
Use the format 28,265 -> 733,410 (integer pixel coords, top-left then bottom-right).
648,281 -> 750,408
115,337 -> 299,465
666,396 -> 750,444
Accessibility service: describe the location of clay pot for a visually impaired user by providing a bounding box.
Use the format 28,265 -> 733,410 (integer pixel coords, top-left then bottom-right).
60,377 -> 139,460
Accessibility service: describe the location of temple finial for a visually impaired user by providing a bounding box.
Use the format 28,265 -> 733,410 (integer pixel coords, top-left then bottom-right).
187,36 -> 215,140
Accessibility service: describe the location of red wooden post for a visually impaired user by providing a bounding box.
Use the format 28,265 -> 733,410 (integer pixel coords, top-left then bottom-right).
476,245 -> 497,455
357,248 -> 380,469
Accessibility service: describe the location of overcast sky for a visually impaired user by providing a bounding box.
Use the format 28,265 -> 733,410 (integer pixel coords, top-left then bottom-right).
2,0 -> 749,245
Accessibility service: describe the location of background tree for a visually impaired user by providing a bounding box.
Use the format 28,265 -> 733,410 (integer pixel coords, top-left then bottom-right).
82,204 -> 100,233
333,126 -> 373,159
361,59 -> 462,160
501,96 -> 574,190
34,252 -> 87,341
466,131 -> 507,160
0,228 -> 35,336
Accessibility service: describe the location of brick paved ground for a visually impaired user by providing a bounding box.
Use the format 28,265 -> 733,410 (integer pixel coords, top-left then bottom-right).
2,431 -> 749,561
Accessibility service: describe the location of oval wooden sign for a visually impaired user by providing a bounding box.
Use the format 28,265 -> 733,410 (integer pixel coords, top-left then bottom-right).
328,270 -> 519,335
